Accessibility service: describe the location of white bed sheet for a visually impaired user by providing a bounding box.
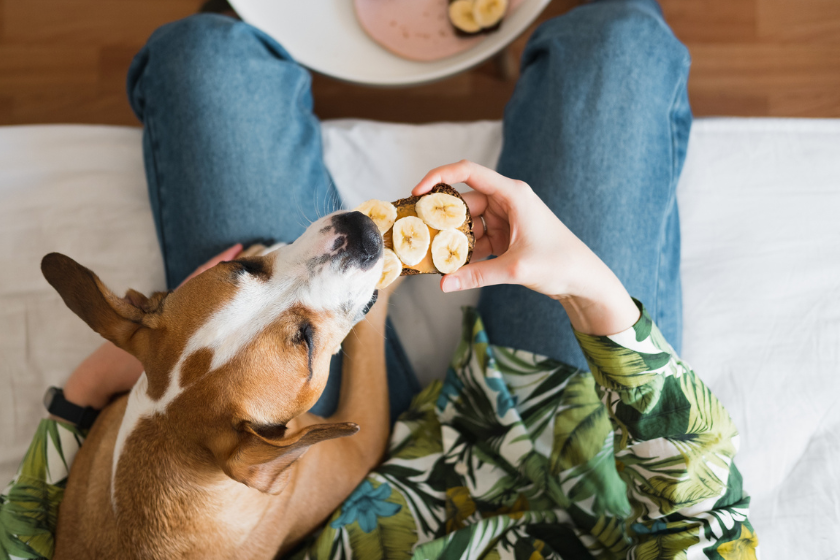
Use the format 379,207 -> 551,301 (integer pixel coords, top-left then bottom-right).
0,118 -> 838,558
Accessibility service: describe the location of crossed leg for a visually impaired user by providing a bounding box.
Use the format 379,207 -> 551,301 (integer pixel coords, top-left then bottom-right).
479,0 -> 692,368
127,14 -> 419,423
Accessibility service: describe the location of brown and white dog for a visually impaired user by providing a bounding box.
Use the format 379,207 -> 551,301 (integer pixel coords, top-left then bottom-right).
42,211 -> 392,559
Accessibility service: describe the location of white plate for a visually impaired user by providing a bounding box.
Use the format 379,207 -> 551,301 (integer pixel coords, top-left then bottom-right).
229,0 -> 551,86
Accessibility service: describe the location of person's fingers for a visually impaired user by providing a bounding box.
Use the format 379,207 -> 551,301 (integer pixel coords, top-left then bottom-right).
209,243 -> 244,266
470,212 -> 486,242
461,190 -> 488,225
179,243 -> 243,286
411,160 -> 494,195
482,210 -> 512,253
471,235 -> 493,262
205,243 -> 244,267
412,160 -> 521,200
440,254 -> 511,293
238,243 -> 267,258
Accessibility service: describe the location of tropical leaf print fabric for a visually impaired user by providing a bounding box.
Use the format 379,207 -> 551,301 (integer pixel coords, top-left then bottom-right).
294,301 -> 758,560
1,420 -> 85,560
2,300 -> 758,560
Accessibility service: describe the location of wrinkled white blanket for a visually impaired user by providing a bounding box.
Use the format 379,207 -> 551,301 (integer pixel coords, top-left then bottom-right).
0,118 -> 838,558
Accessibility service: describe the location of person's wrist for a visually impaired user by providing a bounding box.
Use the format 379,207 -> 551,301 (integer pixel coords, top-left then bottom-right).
556,288 -> 639,336
549,251 -> 639,336
62,376 -> 109,410
544,240 -> 597,302
61,342 -> 144,411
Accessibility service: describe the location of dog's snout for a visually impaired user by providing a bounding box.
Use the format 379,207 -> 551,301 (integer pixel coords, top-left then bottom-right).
334,211 -> 377,243
359,224 -> 381,259
331,211 -> 383,270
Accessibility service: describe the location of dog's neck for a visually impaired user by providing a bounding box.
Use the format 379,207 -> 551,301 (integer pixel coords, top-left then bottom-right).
110,384 -> 291,559
111,370 -> 187,504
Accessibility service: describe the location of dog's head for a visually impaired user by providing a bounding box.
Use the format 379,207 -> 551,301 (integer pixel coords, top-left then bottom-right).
42,211 -> 383,494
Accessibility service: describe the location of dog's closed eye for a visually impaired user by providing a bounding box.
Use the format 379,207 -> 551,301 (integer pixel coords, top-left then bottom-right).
293,322 -> 315,380
251,423 -> 287,440
293,323 -> 314,349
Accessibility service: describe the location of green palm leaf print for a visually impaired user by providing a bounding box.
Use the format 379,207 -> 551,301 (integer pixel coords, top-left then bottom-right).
624,371 -> 738,514
647,374 -> 737,510
391,382 -> 444,461
560,438 -> 631,519
550,373 -> 613,474
0,478 -> 62,560
633,528 -> 699,560
575,333 -> 670,391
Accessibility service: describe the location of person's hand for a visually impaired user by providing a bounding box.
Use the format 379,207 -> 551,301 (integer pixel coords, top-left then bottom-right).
60,244 -> 244,412
412,161 -> 639,335
181,243 -> 244,283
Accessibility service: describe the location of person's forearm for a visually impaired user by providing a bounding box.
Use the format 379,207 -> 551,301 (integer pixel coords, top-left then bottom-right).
554,252 -> 640,336
62,342 -> 143,410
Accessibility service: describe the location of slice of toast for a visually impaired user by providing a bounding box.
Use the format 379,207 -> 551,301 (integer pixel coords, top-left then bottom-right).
383,183 -> 475,275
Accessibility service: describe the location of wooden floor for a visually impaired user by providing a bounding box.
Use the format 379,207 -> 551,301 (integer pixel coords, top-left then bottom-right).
1,0 -> 838,126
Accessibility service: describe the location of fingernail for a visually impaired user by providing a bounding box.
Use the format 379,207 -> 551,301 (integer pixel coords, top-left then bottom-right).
444,277 -> 461,292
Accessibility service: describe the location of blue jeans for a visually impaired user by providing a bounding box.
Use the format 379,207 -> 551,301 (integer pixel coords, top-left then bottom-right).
127,0 -> 690,420
483,0 -> 690,366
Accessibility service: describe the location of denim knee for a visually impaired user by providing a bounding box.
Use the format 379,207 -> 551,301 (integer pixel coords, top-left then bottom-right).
524,0 -> 690,86
126,14 -> 291,122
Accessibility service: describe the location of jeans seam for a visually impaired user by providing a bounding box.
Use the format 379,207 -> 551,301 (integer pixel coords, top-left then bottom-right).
143,91 -> 171,289
656,64 -> 687,327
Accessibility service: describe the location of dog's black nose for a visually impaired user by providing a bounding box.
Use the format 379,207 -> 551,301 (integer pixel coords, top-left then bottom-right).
331,211 -> 383,270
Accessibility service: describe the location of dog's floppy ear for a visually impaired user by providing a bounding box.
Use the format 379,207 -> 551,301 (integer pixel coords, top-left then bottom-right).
41,253 -> 151,350
223,421 -> 359,494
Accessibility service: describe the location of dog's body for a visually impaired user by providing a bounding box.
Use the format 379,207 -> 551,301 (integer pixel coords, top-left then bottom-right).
44,211 -> 390,559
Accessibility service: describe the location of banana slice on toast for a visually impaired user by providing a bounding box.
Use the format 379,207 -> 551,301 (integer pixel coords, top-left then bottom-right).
377,248 -> 403,289
355,199 -> 398,233
356,184 -> 475,287
431,229 -> 470,274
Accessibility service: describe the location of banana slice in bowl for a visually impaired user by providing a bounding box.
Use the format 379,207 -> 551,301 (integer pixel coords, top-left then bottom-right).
448,0 -> 508,35
448,0 -> 482,34
473,0 -> 508,30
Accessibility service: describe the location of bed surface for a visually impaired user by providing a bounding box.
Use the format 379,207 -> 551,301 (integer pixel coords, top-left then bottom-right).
1,118 -> 838,558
